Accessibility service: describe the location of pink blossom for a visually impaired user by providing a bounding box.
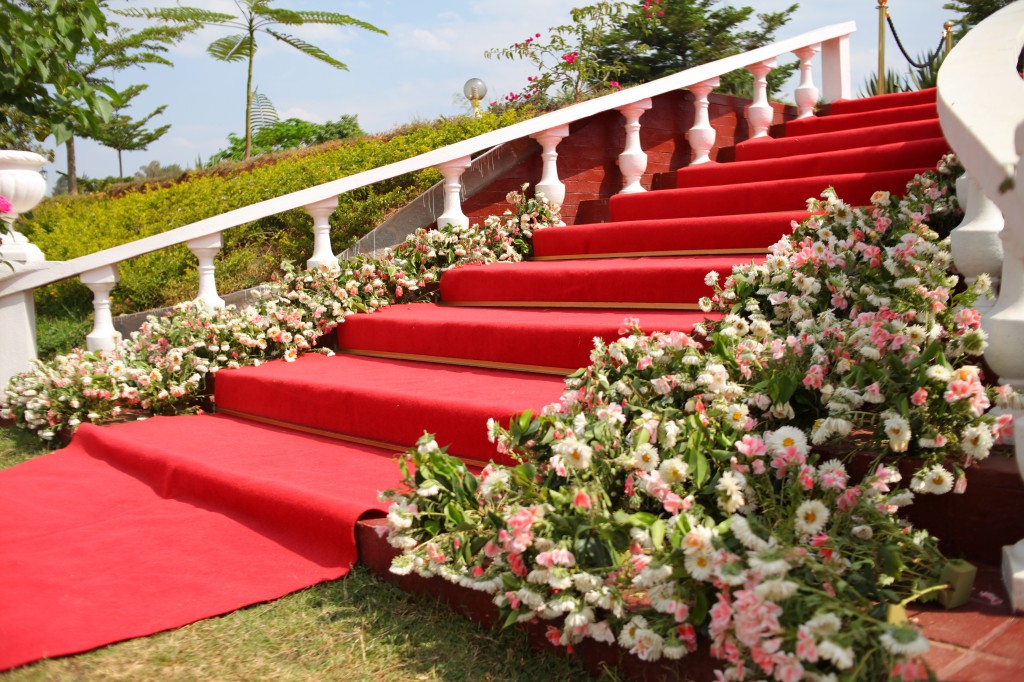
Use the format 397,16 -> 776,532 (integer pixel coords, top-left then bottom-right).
573,489 -> 592,508
892,658 -> 929,681
910,387 -> 928,406
994,414 -> 1015,443
562,51 -> 579,65
609,80 -> 621,90
796,625 -> 818,662
0,195 -> 11,214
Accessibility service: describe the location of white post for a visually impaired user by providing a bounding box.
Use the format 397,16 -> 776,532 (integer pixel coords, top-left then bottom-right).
950,174 -> 1004,314
81,265 -> 121,352
745,58 -> 777,139
687,78 -> 720,166
792,43 -> 821,119
0,290 -> 38,387
530,124 -> 570,224
305,195 -> 339,270
187,233 -> 225,310
436,156 -> 473,230
820,34 -> 852,102
1004,417 -> 1024,611
616,98 -> 653,194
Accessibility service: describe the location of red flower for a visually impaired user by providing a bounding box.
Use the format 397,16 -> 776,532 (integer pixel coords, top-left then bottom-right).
562,51 -> 578,65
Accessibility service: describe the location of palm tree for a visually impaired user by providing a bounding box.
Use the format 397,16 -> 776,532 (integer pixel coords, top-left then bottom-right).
123,1 -> 386,159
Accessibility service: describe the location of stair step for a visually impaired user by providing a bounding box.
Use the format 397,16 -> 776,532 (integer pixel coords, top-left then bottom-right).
335,303 -> 717,373
533,210 -> 805,260
784,101 -> 936,137
214,353 -> 564,465
610,167 -> 928,222
735,118 -> 944,161
676,137 -> 950,188
439,254 -> 749,308
70,415 -> 398,566
825,87 -> 936,116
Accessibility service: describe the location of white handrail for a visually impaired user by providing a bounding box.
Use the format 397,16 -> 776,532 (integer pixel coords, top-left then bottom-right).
0,21 -> 854,300
936,0 -> 1024,612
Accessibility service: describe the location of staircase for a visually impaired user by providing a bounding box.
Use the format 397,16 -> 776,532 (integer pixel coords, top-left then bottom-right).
7,86 -> 1024,678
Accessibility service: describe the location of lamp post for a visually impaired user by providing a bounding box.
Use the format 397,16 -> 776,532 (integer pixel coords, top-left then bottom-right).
877,0 -> 888,95
463,78 -> 487,116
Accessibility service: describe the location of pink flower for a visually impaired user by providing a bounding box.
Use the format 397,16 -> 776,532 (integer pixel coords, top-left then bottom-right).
0,195 -> 11,214
562,51 -> 578,65
910,387 -> 928,406
609,80 -> 621,90
573,489 -> 592,508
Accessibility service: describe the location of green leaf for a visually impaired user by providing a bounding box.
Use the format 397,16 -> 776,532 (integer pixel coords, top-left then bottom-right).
264,29 -> 348,70
650,519 -> 666,550
208,34 -> 252,62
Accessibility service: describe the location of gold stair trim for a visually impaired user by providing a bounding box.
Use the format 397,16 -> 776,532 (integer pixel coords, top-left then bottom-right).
215,407 -> 493,469
531,247 -> 764,261
441,301 -> 702,310
338,348 -> 574,376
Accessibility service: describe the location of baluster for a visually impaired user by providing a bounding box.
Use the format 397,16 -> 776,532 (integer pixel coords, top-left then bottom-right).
187,233 -> 225,310
305,196 -> 340,270
617,98 -> 653,194
687,78 -> 720,165
821,34 -> 852,102
745,58 -> 777,139
530,124 -> 570,224
81,265 -> 121,351
950,174 -> 1004,314
792,44 -> 821,119
436,156 -> 473,230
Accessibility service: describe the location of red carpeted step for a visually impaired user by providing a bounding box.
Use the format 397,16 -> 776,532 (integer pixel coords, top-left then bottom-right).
214,353 -> 564,465
825,87 -> 936,116
0,414 -> 400,671
439,255 -> 750,308
335,303 -> 717,373
610,168 -> 927,222
532,210 -> 805,260
783,102 -> 936,137
676,137 -> 949,188
735,119 -> 943,161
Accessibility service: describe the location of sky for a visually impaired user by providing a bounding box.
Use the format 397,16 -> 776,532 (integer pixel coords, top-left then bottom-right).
43,0 -> 959,191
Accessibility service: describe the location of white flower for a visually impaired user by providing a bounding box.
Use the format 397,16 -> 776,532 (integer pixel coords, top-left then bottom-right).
961,424 -> 994,460
754,578 -> 799,601
805,612 -> 842,636
880,626 -> 930,655
658,457 -> 690,485
631,443 -> 660,472
816,640 -> 854,670
729,515 -> 769,552
704,270 -> 720,286
914,464 -> 954,495
552,436 -> 593,470
926,365 -> 953,382
765,426 -> 809,455
883,413 -> 912,453
684,549 -> 714,580
618,615 -> 649,648
716,471 -> 746,514
851,525 -> 874,540
795,499 -> 830,536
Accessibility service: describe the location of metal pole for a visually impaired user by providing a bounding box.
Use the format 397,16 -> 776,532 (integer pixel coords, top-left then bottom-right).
944,20 -> 954,54
878,0 -> 888,94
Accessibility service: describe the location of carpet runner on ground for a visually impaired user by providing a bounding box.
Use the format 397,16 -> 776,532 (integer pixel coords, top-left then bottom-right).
0,87 -> 948,671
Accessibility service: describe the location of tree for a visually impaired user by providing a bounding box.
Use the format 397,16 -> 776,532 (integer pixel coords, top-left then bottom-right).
207,114 -> 362,165
135,160 -> 184,181
943,0 -> 1015,34
595,0 -> 799,96
88,84 -> 170,177
0,0 -> 115,145
123,1 -> 386,160
0,104 -> 54,160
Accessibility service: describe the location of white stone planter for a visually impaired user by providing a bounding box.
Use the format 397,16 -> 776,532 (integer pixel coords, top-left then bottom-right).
0,150 -> 47,264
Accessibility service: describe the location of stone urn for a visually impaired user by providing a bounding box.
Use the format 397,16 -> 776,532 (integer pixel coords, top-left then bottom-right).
0,150 -> 48,264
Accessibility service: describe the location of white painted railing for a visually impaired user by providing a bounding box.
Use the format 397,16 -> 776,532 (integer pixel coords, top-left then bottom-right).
938,1 -> 1024,611
0,21 -> 856,386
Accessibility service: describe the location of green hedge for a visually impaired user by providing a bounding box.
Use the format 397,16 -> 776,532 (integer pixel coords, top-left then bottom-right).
21,109 -> 536,319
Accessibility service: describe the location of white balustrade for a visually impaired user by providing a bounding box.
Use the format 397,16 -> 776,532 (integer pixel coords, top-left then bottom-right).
617,98 -> 653,194
793,44 -> 821,119
81,265 -> 121,351
530,124 -> 570,224
687,78 -> 720,165
745,59 -> 777,139
187,233 -> 225,310
305,196 -> 340,270
820,34 -> 852,102
950,174 -> 1004,313
436,156 -> 472,230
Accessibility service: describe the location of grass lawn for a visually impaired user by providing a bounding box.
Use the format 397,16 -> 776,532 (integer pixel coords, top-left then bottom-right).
0,428 -> 620,681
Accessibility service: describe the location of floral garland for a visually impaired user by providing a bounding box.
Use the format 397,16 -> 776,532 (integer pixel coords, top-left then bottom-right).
382,157 -> 1019,681
0,186 -> 559,440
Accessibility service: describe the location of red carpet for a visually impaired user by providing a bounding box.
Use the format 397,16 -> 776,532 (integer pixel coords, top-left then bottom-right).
0,87 -> 948,671
0,415 -> 399,670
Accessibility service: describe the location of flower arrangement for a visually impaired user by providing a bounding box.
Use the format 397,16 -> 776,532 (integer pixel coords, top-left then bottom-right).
382,157 -> 1019,680
1,186 -> 560,440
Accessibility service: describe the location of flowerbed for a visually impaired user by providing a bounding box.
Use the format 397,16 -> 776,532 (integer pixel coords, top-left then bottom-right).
0,188 -> 558,440
381,156 -> 1021,681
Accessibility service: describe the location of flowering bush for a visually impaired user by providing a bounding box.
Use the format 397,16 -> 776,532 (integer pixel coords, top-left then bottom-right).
382,158 -> 1019,680
1,187 -> 560,440
485,2 -> 633,104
